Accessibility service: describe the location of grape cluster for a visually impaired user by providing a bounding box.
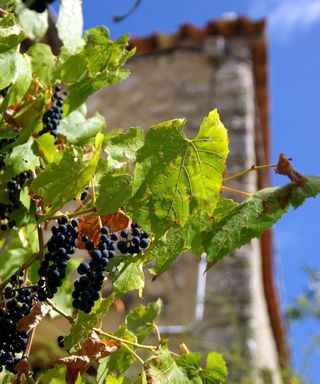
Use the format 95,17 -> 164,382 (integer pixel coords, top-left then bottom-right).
22,0 -> 56,13
0,171 -> 31,231
37,216 -> 79,300
39,86 -> 65,144
72,226 -> 118,313
0,273 -> 36,373
117,223 -> 149,255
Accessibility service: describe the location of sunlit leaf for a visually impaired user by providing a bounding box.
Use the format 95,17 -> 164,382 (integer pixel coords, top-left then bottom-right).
130,109 -> 228,235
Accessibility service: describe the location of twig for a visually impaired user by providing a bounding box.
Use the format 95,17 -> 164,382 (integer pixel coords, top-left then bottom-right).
46,206 -> 96,221
121,342 -> 145,365
91,178 -> 102,228
113,0 -> 142,22
46,299 -> 74,324
94,328 -> 157,351
153,323 -> 161,345
222,186 -> 252,197
223,164 -> 277,182
23,328 -> 35,359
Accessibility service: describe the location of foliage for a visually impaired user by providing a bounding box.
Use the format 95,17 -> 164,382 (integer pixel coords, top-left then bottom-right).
0,1 -> 319,383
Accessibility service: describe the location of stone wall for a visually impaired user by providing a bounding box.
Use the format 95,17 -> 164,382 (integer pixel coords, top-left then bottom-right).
87,35 -> 282,383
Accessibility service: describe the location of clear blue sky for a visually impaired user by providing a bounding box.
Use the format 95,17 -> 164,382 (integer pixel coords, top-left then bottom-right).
79,0 -> 320,381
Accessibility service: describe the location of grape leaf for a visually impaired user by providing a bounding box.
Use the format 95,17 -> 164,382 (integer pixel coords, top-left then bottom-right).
65,27 -> 134,112
213,198 -> 238,222
27,43 -> 58,83
203,352 -> 227,383
15,0 -> 48,40
101,300 -> 162,377
0,236 -> 32,281
114,259 -> 145,297
104,127 -> 144,170
0,13 -> 24,53
37,366 -> 67,384
148,227 -> 187,276
64,294 -> 114,352
145,349 -> 189,384
103,328 -> 137,376
2,52 -> 32,106
58,110 -> 106,145
0,49 -> 19,89
56,0 -> 84,55
96,174 -> 132,215
4,138 -> 40,180
176,352 -> 227,384
205,176 -> 320,267
34,133 -> 61,164
125,299 -> 162,342
130,109 -> 229,236
32,133 -> 103,219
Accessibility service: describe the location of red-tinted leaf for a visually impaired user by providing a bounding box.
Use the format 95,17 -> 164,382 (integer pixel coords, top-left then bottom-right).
17,301 -> 50,333
76,210 -> 131,249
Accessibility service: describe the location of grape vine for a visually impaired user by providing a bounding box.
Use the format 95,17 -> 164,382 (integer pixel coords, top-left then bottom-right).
0,0 -> 319,383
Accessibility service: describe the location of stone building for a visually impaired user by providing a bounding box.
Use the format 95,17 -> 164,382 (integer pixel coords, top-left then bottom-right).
87,17 -> 288,383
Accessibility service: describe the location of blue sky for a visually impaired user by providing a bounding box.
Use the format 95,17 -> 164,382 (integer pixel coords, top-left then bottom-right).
79,0 -> 320,381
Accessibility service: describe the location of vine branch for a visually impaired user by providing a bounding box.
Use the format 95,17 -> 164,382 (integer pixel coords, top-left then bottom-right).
223,163 -> 277,182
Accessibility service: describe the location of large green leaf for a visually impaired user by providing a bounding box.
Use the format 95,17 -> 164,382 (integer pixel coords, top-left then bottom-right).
0,49 -> 19,89
38,366 -> 66,384
63,293 -> 114,352
205,176 -> 320,266
126,299 -> 162,343
65,27 -> 134,112
32,133 -> 103,219
27,43 -> 58,83
145,349 -> 189,384
34,133 -> 61,164
2,52 -> 32,106
148,210 -> 213,276
114,259 -> 145,297
58,110 -> 106,145
96,174 -> 132,215
0,14 -> 24,53
130,110 -> 229,235
176,352 -> 227,384
56,0 -> 84,54
148,227 -> 187,276
104,127 -> 144,170
15,0 -> 48,40
0,235 -> 33,282
4,138 -> 40,180
105,328 -> 137,376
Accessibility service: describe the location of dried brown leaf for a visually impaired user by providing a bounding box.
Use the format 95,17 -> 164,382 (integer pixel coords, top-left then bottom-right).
14,357 -> 29,376
81,331 -> 118,359
56,331 -> 117,384
17,301 -> 50,333
76,210 -> 131,249
275,153 -> 306,186
144,363 -> 159,384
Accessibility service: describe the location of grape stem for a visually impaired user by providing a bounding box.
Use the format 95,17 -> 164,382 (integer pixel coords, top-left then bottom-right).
121,342 -> 145,365
153,322 -> 162,345
94,328 -> 157,351
222,185 -> 252,197
91,178 -> 102,228
223,163 -> 277,182
46,299 -> 74,324
46,206 -> 96,221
